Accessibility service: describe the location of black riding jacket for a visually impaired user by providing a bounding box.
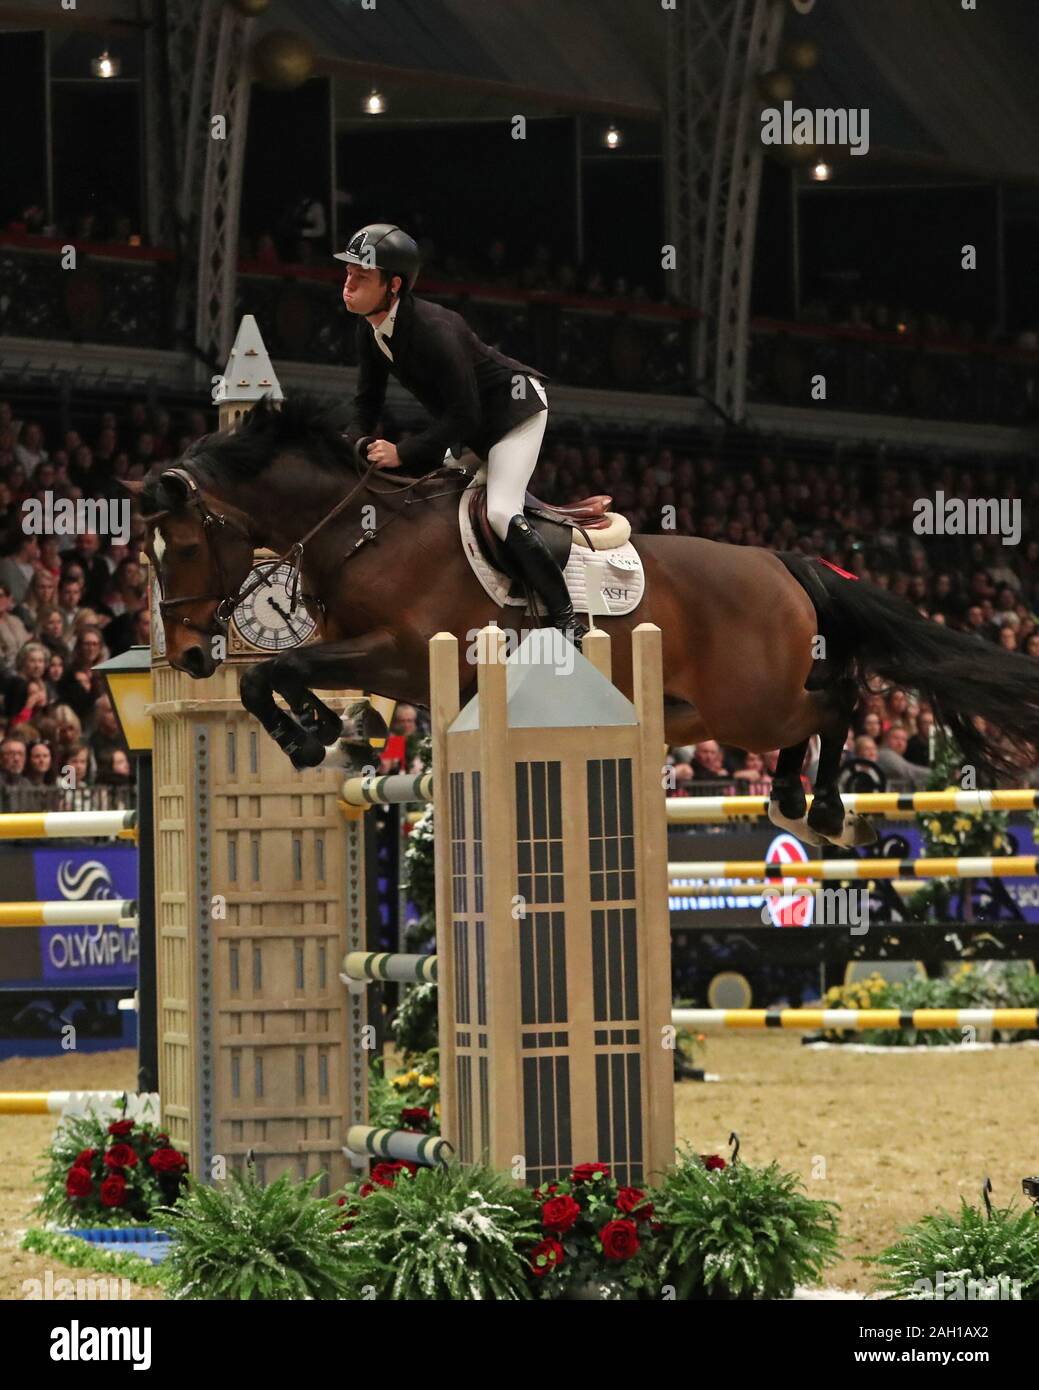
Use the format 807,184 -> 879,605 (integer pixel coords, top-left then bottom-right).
346,294 -> 547,470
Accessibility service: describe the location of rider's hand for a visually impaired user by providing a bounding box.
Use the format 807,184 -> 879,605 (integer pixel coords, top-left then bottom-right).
367,439 -> 401,469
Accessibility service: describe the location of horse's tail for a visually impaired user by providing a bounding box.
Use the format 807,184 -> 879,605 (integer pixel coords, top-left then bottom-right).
780,554 -> 1039,777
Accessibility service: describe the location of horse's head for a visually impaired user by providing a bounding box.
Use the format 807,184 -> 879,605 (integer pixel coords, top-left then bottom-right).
128,466 -> 256,678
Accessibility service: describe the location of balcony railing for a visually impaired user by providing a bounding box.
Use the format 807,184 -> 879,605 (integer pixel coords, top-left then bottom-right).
3,235 -> 1037,422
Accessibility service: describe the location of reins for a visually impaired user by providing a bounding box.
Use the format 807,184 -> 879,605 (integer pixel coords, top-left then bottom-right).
147,440 -> 472,633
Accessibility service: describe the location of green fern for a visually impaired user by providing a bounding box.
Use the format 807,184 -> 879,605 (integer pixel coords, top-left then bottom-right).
337,1163 -> 540,1300
158,1168 -> 357,1300
871,1199 -> 1039,1300
655,1147 -> 840,1300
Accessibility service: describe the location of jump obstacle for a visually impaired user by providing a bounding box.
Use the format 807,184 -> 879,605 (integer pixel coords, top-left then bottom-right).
673,1008 -> 1039,1032
0,1090 -> 128,1115
0,809 -> 138,841
341,773 -> 1039,886
668,856 -> 1039,881
338,624 -> 675,1185
341,780 -> 1039,821
0,900 -> 137,927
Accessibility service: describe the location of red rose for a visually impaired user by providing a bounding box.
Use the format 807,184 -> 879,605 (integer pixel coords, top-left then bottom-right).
571,1162 -> 610,1184
703,1154 -> 726,1171
529,1238 -> 565,1278
358,1182 -> 377,1197
74,1148 -> 98,1167
533,1183 -> 559,1202
400,1107 -> 430,1127
108,1120 -> 134,1138
148,1147 -> 188,1174
370,1161 -> 417,1187
541,1195 -> 581,1234
616,1187 -> 653,1220
104,1143 -> 138,1170
66,1166 -> 93,1199
100,1174 -> 127,1208
599,1219 -> 640,1262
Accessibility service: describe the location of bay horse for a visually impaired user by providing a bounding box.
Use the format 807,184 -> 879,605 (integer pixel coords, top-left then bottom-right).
132,396 -> 1039,848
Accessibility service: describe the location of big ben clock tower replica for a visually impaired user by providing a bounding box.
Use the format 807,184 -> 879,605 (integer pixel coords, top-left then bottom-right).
149,317 -> 366,1192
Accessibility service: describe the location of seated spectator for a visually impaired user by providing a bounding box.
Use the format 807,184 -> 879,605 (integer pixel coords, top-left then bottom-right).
905,709 -> 935,766
691,740 -> 731,783
875,725 -> 929,790
0,582 -> 30,665
732,750 -> 771,788
24,739 -> 55,787
0,535 -> 40,604
0,734 -> 29,789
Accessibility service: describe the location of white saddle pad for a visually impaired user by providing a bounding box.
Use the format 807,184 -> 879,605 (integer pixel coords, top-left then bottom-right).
457,467 -> 646,618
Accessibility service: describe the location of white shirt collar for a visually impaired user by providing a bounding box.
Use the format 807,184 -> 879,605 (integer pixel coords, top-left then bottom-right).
372,297 -> 401,358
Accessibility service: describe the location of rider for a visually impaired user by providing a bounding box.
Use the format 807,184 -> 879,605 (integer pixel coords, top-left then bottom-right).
336,222 -> 588,646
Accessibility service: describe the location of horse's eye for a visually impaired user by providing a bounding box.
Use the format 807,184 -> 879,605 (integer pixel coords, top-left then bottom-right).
176,543 -> 201,561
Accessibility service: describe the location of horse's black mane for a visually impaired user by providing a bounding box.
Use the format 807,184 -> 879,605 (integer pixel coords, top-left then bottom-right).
140,394 -> 354,513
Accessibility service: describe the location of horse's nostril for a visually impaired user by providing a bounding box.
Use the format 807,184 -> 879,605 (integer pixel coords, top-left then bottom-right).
182,646 -> 209,677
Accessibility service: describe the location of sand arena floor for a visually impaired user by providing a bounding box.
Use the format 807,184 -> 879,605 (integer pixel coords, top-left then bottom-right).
2,1036 -> 1036,1298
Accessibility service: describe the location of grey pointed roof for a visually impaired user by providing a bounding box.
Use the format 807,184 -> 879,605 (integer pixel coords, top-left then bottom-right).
450,629 -> 637,732
214,315 -> 285,405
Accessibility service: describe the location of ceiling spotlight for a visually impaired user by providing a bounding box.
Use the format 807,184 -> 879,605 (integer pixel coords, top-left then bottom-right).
604,125 -> 622,150
365,87 -> 384,115
91,50 -> 120,79
811,160 -> 832,182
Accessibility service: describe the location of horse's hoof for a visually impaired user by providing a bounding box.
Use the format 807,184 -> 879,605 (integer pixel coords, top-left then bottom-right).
831,811 -> 877,847
299,703 -> 343,745
768,803 -> 828,847
285,736 -> 329,770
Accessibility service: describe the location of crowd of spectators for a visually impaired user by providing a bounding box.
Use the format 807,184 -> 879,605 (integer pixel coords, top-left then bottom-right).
4,391 -> 1038,805
0,397 -> 211,810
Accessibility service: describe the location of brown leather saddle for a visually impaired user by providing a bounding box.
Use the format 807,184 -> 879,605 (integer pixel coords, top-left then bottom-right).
468,484 -> 614,584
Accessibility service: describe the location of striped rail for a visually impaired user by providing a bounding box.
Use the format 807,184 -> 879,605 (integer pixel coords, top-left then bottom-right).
673,1008 -> 1039,1032
342,951 -> 438,983
667,856 -> 1039,882
0,1090 -> 128,1115
339,780 -> 1039,822
0,809 -> 137,840
340,773 -> 433,808
665,789 -> 1039,822
0,900 -> 138,928
345,1124 -> 453,1167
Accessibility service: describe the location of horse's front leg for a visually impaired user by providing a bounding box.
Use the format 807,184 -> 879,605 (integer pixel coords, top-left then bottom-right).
239,657 -> 323,769
244,633 -> 411,770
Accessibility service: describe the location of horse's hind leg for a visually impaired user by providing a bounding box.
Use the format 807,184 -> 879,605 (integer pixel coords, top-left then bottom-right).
806,678 -> 877,847
767,739 -> 829,846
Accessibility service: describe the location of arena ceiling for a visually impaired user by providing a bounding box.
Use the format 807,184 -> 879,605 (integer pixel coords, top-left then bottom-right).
1,0 -> 1037,179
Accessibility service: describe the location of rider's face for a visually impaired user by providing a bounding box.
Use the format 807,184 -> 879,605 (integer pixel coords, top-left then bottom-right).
342,266 -> 395,317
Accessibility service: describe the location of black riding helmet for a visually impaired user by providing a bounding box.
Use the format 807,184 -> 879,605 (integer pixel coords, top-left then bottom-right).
334,223 -> 421,292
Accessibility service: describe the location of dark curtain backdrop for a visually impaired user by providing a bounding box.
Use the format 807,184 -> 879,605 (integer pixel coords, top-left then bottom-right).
0,32 -> 47,225
336,117 -> 575,274
242,77 -> 332,253
51,82 -> 141,234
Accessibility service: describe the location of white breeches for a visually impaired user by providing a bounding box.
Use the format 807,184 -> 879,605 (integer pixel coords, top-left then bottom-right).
484,377 -> 549,541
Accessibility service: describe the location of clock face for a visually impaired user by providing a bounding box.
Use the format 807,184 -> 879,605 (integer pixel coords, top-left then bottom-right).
231,561 -> 318,652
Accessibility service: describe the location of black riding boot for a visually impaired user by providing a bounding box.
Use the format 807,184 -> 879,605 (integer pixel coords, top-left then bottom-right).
503,515 -> 589,648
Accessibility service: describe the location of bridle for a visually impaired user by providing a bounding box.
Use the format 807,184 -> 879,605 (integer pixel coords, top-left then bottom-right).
148,449 -> 471,639
148,467 -> 261,637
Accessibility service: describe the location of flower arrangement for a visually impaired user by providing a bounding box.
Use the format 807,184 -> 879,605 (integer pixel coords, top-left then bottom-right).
36,1105 -> 189,1227
907,735 -> 1010,920
528,1161 -> 670,1299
